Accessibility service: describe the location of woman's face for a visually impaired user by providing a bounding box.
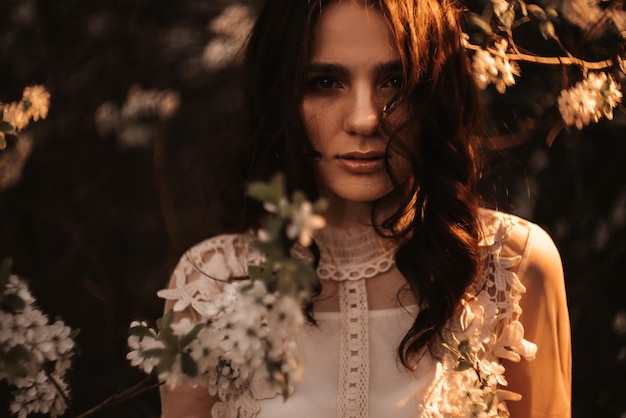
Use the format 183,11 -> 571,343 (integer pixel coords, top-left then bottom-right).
301,0 -> 416,214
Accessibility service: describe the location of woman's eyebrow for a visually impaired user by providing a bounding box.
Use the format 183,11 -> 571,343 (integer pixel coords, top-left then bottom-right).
376,61 -> 402,73
306,60 -> 402,74
306,63 -> 349,75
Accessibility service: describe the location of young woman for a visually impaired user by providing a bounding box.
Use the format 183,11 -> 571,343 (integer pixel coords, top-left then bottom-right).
159,0 -> 572,416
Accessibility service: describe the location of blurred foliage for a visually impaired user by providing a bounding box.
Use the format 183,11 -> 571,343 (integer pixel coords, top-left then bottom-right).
0,0 -> 624,417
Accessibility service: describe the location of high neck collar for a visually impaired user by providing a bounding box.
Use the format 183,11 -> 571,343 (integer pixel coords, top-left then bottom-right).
293,224 -> 400,281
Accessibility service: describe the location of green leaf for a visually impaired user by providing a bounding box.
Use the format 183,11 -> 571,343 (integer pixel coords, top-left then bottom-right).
297,263 -> 319,290
156,351 -> 176,373
3,345 -> 31,378
247,172 -> 285,206
466,12 -> 493,36
458,339 -> 473,359
6,345 -> 31,362
498,8 -> 515,30
158,327 -> 178,349
141,348 -> 167,359
291,190 -> 306,207
2,293 -> 26,312
453,360 -> 474,371
313,197 -> 328,214
180,352 -> 198,377
484,391 -> 495,410
247,264 -> 264,280
3,359 -> 28,378
157,310 -> 174,331
179,323 -> 205,348
129,325 -> 156,338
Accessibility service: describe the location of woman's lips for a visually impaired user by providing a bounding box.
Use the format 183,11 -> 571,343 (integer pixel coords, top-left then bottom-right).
336,151 -> 386,174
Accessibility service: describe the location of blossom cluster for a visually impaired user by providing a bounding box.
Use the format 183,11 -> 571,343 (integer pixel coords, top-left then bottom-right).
0,268 -> 75,418
0,85 -> 50,150
430,285 -> 536,418
441,335 -> 513,417
471,39 -> 520,94
203,4 -> 255,71
463,0 -> 625,142
95,85 -> 180,148
127,173 -> 326,399
557,72 -> 623,130
129,280 -> 304,398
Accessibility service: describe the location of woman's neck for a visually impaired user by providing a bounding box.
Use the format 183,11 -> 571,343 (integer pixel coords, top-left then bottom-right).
321,188 -> 414,230
323,198 -> 374,228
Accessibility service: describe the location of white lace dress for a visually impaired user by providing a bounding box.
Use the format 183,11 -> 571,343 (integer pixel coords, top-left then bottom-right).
159,209 -> 543,418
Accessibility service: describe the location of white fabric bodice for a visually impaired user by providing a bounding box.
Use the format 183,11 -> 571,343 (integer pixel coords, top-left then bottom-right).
159,208 -> 538,418
254,306 -> 436,418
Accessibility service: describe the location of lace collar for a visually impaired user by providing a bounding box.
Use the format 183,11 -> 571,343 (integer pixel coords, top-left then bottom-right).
292,224 -> 399,282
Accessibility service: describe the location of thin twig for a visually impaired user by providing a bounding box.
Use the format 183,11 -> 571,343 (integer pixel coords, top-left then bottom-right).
465,43 -> 615,69
76,375 -> 163,418
44,368 -> 75,418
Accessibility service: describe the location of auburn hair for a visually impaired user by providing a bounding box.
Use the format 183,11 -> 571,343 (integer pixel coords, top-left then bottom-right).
230,0 -> 485,368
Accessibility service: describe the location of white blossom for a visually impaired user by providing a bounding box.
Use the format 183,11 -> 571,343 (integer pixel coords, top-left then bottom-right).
557,72 -> 623,130
491,0 -> 510,17
131,176 -> 322,401
1,85 -> 50,133
472,40 -> 519,94
286,201 -> 327,247
203,4 -> 255,70
94,85 -> 181,148
131,279 -> 305,397
0,275 -> 75,418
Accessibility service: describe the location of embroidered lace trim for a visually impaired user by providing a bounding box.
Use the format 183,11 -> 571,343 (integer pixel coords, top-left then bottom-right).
295,225 -> 398,417
338,279 -> 370,418
293,224 -> 398,281
420,210 -> 538,417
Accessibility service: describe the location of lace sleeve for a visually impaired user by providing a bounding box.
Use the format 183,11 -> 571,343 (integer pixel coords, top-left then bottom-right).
158,232 -> 266,418
421,210 -> 541,417
158,233 -> 260,318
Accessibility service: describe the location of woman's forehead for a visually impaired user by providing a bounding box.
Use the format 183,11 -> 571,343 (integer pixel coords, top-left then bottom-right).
310,0 -> 397,63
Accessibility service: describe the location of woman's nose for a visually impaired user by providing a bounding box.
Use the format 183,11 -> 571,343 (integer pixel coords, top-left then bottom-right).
343,87 -> 380,136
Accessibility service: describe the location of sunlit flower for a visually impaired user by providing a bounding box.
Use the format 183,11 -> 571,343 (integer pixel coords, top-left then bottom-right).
472,40 -> 519,94
22,85 -> 50,121
286,201 -> 326,247
557,72 -> 622,129
1,85 -> 50,134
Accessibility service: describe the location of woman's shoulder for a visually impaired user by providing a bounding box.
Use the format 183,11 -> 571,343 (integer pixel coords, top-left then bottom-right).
478,208 -> 564,290
158,231 -> 261,316
175,231 -> 258,279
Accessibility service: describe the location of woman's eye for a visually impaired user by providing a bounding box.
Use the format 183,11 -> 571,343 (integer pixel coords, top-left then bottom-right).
384,76 -> 403,88
309,76 -> 340,89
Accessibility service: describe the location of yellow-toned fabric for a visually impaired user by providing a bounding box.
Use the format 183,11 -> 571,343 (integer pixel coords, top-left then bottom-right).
159,209 -> 572,418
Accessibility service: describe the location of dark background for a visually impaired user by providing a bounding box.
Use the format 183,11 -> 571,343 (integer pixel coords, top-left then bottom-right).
0,0 -> 625,417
